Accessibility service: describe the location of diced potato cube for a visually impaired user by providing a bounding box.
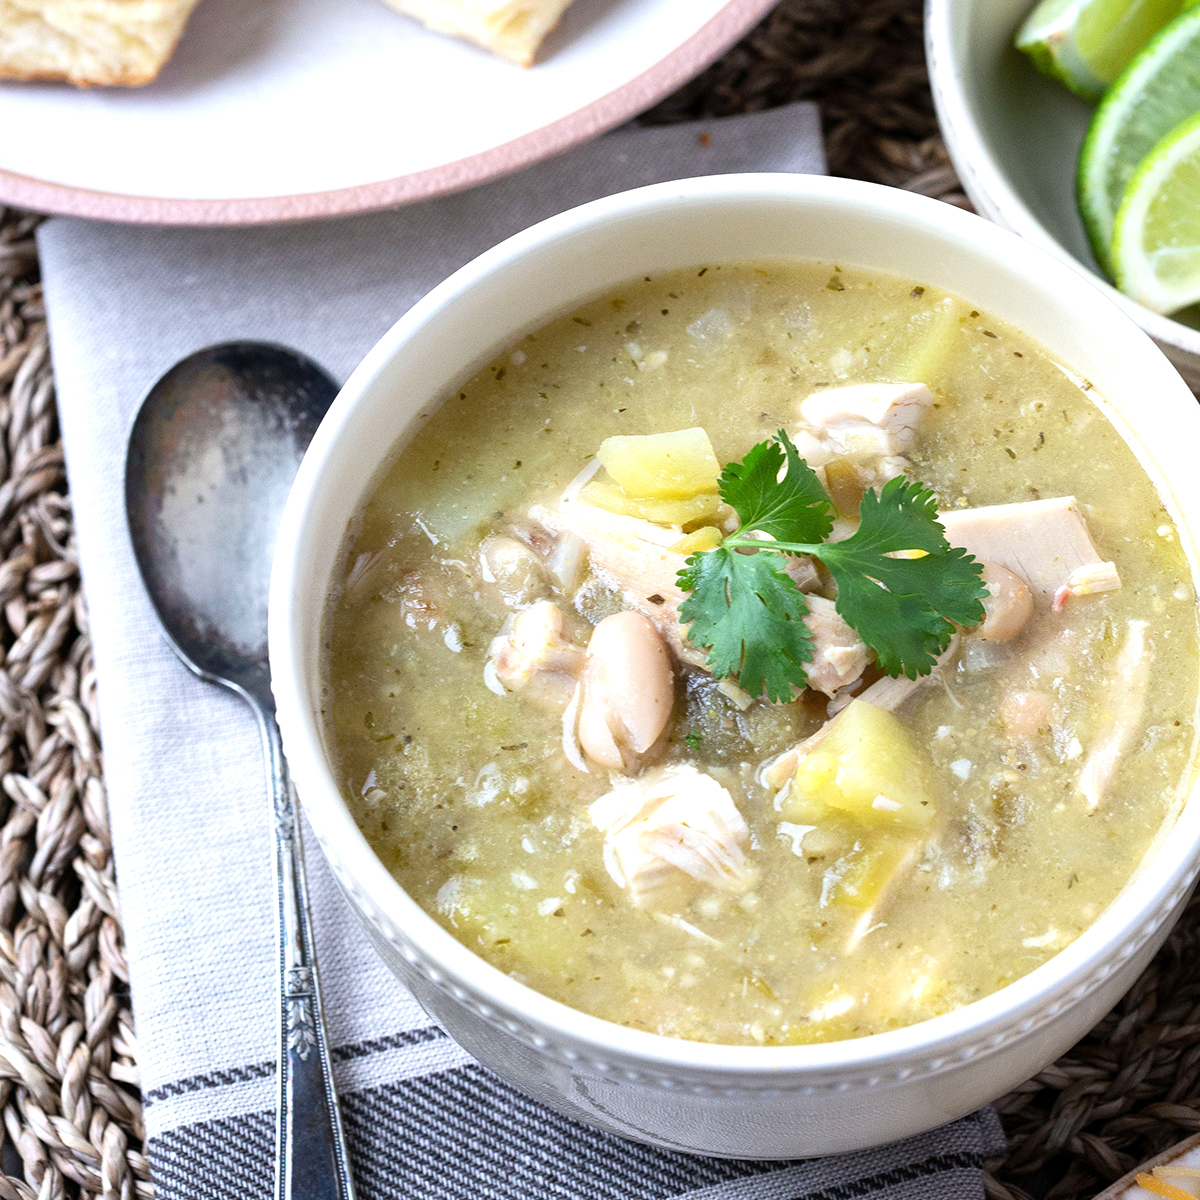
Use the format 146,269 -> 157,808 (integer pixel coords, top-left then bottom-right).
669,526 -> 724,554
579,477 -> 720,526
443,875 -> 587,974
777,753 -> 836,823
824,837 -> 912,909
799,822 -> 857,857
883,294 -> 963,387
597,428 -> 720,500
780,700 -> 935,830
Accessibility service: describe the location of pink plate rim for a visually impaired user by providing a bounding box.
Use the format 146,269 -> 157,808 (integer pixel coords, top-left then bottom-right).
0,0 -> 779,227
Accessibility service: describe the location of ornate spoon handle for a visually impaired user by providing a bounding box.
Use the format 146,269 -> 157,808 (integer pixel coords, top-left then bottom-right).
257,702 -> 357,1200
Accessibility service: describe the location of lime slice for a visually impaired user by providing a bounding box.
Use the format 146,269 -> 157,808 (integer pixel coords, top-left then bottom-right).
1077,4 -> 1200,270
1112,110 -> 1200,313
1016,0 -> 1195,103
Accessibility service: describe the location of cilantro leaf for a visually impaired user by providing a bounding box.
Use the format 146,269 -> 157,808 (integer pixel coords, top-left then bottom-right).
678,546 -> 814,704
675,432 -> 988,697
720,429 -> 833,544
819,477 -> 988,677
822,579 -> 950,680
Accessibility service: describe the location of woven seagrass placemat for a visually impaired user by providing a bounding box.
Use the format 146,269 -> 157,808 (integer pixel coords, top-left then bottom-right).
3,2 -> 1194,1197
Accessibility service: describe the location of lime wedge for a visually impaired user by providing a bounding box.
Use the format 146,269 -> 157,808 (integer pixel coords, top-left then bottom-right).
1077,4 -> 1200,270
1112,110 -> 1200,313
1016,0 -> 1195,103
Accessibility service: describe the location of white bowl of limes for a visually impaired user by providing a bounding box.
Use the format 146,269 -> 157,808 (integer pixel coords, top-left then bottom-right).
926,0 -> 1200,390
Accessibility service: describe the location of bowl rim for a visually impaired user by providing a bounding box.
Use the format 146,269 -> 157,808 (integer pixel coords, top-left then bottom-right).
923,0 -> 1200,363
269,171 -> 1200,1078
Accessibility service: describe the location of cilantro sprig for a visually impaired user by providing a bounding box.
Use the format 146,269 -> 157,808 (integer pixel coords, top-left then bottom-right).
677,431 -> 987,701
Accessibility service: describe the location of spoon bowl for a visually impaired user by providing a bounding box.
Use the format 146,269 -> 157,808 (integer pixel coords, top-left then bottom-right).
125,341 -> 335,700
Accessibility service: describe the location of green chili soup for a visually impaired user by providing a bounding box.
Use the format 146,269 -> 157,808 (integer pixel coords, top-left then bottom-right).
323,260 -> 1198,1046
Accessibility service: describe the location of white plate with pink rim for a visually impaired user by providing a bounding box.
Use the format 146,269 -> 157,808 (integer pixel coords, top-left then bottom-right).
0,0 -> 776,226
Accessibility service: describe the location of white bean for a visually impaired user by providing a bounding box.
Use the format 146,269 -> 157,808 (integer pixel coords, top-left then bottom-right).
577,612 -> 674,771
978,561 -> 1034,641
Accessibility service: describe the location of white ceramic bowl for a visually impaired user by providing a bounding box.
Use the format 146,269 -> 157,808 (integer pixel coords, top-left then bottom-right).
269,173 -> 1200,1159
925,0 -> 1200,391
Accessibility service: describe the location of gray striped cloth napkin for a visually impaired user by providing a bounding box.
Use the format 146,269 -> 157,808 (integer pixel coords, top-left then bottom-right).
37,102 -> 1005,1199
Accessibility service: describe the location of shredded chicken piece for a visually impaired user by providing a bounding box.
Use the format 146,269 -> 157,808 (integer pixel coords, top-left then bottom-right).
1054,560 -> 1123,611
783,554 -> 821,592
825,679 -> 865,717
851,635 -> 960,714
479,534 -> 550,608
875,455 -> 911,482
531,500 -> 705,667
716,680 -> 754,711
790,429 -> 833,470
487,601 -> 584,692
547,531 -> 588,595
589,764 -> 752,907
939,497 -> 1120,606
789,383 -> 930,504
803,596 -> 870,698
1078,620 -> 1151,811
1066,560 -> 1122,595
800,382 -> 933,458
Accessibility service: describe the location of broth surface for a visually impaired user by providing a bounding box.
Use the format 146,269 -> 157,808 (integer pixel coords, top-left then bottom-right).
325,261 -> 1198,1045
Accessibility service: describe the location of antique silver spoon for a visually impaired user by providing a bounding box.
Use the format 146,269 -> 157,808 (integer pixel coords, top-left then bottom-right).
124,342 -> 355,1200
